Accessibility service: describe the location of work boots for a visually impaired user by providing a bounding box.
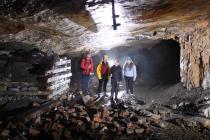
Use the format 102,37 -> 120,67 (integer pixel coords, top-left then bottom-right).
98,92 -> 108,98
104,92 -> 108,97
110,93 -> 118,102
115,93 -> 118,101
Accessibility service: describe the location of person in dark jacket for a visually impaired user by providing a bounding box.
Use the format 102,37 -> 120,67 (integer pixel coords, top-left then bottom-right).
80,51 -> 94,95
96,55 -> 110,96
110,58 -> 122,101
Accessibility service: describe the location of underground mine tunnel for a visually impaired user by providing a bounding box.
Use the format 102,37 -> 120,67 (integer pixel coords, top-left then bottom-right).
71,39 -> 181,88
1,0 -> 210,139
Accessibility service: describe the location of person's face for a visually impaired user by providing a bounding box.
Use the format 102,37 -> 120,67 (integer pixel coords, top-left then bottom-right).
87,54 -> 91,59
115,60 -> 119,66
127,59 -> 131,64
103,57 -> 108,62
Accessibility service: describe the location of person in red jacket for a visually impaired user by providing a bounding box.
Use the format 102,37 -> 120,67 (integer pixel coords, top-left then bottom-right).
80,51 -> 94,95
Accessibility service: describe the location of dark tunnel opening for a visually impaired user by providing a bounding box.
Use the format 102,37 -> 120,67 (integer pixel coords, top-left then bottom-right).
70,39 -> 181,89
135,39 -> 181,87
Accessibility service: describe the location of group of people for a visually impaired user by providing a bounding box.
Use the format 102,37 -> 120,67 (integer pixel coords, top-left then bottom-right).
80,50 -> 137,101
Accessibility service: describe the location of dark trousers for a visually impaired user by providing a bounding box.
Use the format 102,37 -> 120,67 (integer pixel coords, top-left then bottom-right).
97,78 -> 108,94
82,75 -> 90,95
124,76 -> 134,94
111,79 -> 119,99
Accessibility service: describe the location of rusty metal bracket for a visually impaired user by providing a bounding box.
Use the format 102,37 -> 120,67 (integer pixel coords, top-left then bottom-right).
111,0 -> 121,30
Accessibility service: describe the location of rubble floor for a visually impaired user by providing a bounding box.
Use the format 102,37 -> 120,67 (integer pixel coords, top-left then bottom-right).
1,81 -> 210,139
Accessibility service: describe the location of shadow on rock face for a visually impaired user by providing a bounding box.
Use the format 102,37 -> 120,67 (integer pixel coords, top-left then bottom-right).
0,41 -> 55,91
0,0 -> 87,16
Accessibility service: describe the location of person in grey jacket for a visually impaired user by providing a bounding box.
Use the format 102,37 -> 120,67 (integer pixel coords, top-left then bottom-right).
123,57 -> 137,94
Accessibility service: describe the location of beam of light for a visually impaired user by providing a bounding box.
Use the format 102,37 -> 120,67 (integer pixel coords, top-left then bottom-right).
108,59 -> 115,67
86,2 -> 138,50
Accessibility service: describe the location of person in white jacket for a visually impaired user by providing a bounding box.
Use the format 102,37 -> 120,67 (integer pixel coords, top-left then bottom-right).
123,57 -> 137,94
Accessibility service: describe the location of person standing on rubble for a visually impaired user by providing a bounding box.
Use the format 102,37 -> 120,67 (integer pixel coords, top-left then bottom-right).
123,57 -> 137,95
110,58 -> 122,101
96,55 -> 110,97
80,50 -> 94,95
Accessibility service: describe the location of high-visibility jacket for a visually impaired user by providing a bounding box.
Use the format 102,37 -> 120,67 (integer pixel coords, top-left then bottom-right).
97,61 -> 110,79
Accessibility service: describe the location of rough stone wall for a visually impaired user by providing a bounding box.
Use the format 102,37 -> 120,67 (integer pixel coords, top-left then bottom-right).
0,0 -> 87,17
137,21 -> 210,90
134,0 -> 210,90
178,23 -> 210,90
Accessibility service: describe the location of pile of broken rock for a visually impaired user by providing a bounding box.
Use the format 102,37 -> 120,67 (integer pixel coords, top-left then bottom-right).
1,91 -> 210,140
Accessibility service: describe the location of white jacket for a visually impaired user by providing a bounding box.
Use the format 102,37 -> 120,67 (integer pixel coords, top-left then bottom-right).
123,64 -> 137,80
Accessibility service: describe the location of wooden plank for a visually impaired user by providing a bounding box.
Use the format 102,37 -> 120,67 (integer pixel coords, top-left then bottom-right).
55,59 -> 71,66
45,58 -> 72,98
48,79 -> 71,90
23,101 -> 60,122
46,66 -> 71,74
47,73 -> 72,83
48,84 -> 69,98
53,83 -> 69,92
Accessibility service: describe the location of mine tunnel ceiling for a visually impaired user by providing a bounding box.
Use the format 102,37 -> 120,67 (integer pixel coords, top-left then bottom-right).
0,0 -> 210,54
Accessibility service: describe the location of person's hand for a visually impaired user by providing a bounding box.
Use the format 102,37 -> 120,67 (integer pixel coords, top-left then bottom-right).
88,65 -> 92,69
90,72 -> 94,75
133,78 -> 136,81
117,81 -> 122,85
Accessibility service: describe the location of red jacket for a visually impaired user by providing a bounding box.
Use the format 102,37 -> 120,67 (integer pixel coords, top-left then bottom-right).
81,57 -> 94,75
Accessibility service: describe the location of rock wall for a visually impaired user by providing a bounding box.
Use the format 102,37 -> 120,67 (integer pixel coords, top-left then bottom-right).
133,21 -> 210,90
130,0 -> 210,90
0,0 -> 87,16
175,22 -> 210,90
